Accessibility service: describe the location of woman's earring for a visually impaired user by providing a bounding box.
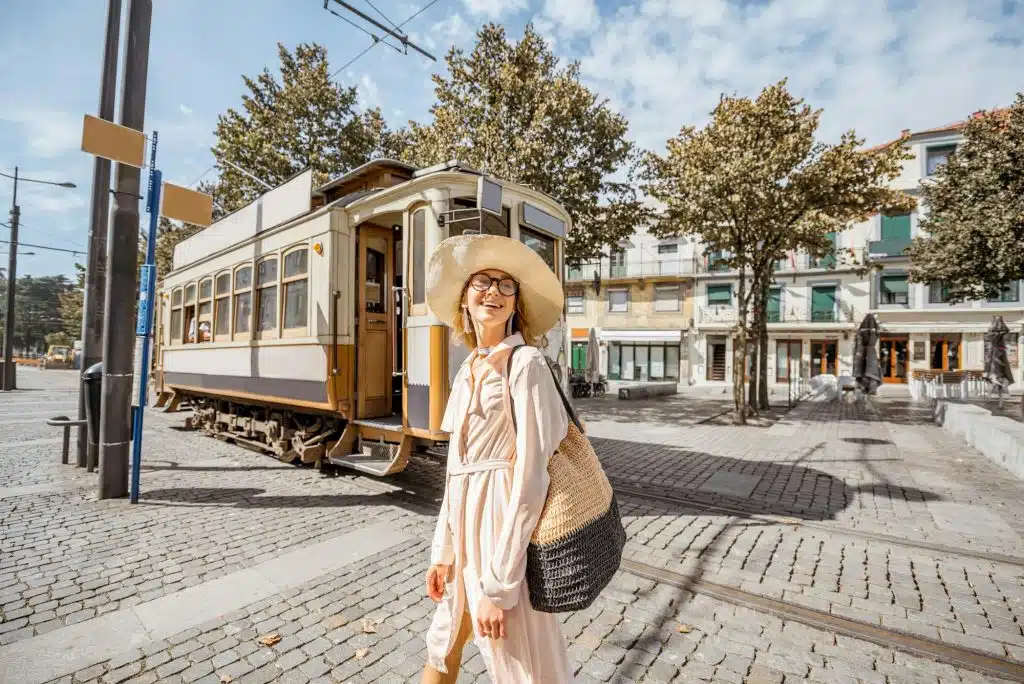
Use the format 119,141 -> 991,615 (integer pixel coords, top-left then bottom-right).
462,307 -> 472,333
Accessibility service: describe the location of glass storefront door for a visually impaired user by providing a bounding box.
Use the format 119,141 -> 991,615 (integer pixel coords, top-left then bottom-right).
810,340 -> 838,376
879,338 -> 908,383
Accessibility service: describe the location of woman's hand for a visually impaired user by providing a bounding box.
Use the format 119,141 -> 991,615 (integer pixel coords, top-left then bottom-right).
425,564 -> 452,602
476,596 -> 506,639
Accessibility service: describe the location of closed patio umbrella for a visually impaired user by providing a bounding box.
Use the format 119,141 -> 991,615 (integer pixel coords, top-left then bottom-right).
853,313 -> 882,395
984,316 -> 1014,405
585,328 -> 600,384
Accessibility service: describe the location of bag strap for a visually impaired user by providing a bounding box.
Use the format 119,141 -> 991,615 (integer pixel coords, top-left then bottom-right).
506,346 -> 583,434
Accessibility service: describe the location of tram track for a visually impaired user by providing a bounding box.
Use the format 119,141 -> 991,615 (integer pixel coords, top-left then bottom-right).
336,463 -> 1024,682
610,479 -> 1024,569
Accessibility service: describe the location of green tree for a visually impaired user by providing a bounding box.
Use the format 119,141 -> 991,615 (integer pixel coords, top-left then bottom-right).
0,275 -> 73,352
402,23 -> 648,264
57,263 -> 85,340
908,95 -> 1024,301
45,331 -> 73,347
209,42 -> 405,213
645,80 -> 914,421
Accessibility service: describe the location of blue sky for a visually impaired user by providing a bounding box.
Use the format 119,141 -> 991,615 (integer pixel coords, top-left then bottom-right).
1,0 -> 1022,279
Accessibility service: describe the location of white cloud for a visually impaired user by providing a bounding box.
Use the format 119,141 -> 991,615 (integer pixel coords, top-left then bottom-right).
575,0 -> 1024,152
541,0 -> 599,35
359,74 -> 381,109
0,108 -> 82,158
179,104 -> 193,116
460,0 -> 527,20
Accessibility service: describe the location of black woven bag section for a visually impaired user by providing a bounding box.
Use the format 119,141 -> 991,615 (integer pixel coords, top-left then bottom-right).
525,495 -> 627,613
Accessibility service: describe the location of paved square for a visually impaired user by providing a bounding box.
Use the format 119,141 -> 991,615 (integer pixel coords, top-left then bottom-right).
2,368 -> 1023,683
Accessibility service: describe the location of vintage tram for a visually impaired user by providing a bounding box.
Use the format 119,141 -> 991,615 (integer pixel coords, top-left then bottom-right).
152,160 -> 571,476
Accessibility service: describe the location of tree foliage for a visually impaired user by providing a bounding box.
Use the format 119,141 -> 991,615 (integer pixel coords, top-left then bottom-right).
57,263 -> 85,340
402,23 -> 648,264
908,94 -> 1024,302
644,80 -> 914,419
209,41 -> 406,213
0,275 -> 73,351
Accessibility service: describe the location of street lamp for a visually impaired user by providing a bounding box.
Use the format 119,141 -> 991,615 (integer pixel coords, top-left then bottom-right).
1,167 -> 77,390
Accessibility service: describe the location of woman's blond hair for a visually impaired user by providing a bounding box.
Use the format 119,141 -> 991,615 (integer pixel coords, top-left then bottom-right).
452,277 -> 545,349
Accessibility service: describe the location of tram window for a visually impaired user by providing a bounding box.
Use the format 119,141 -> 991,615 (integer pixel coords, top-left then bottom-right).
197,278 -> 213,342
448,198 -> 510,238
519,227 -> 556,272
170,288 -> 183,343
256,257 -> 279,335
185,283 -> 196,305
411,208 -> 426,307
366,248 -> 386,314
283,248 -> 309,332
233,266 -> 252,336
214,273 -> 231,338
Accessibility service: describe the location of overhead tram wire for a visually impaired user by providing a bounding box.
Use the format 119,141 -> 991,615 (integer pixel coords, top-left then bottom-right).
0,238 -> 85,256
363,0 -> 406,37
0,221 -> 88,252
329,0 -> 440,78
323,4 -> 405,55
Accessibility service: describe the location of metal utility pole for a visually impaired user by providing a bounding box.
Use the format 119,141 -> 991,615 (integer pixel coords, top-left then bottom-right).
77,0 -> 123,469
1,170 -> 76,391
2,168 -> 20,392
98,0 -> 152,500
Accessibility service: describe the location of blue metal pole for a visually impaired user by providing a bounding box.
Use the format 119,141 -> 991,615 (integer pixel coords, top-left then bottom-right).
130,133 -> 160,504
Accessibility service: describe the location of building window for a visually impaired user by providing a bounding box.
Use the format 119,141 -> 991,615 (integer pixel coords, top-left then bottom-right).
812,233 -> 836,269
654,284 -> 680,312
928,281 -> 951,304
879,275 -> 909,306
282,248 -> 309,331
708,250 -> 729,272
926,144 -> 957,176
931,335 -> 962,370
567,294 -> 584,315
657,243 -> 678,255
610,250 -> 626,278
988,281 -> 1020,303
707,284 -> 731,306
256,257 -> 279,334
607,342 -> 680,381
170,288 -> 183,343
233,265 -> 252,336
519,227 -> 556,272
767,288 -> 782,322
810,285 -> 837,322
881,213 -> 911,241
213,273 -> 231,338
608,288 -> 629,313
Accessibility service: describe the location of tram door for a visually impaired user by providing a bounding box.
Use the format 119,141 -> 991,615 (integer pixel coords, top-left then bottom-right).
356,224 -> 394,419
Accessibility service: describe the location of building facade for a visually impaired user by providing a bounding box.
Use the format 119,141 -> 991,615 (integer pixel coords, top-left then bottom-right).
564,224 -> 695,387
564,111 -> 1023,389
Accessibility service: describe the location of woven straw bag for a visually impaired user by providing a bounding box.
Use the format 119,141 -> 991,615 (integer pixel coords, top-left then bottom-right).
506,346 -> 626,613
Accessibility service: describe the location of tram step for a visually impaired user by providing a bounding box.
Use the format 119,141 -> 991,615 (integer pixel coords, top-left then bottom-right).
328,452 -> 400,477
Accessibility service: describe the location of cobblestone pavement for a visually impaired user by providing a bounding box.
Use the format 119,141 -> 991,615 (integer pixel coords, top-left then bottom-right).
1,368 -> 1022,683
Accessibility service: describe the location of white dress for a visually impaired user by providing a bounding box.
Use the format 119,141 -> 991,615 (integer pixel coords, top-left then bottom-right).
425,333 -> 574,683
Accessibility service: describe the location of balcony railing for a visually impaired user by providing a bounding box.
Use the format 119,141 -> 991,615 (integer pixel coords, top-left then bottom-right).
698,305 -> 738,324
809,309 -> 838,322
867,237 -> 912,259
566,259 -> 697,281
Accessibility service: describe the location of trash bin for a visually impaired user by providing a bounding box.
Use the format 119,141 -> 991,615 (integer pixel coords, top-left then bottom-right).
82,362 -> 103,449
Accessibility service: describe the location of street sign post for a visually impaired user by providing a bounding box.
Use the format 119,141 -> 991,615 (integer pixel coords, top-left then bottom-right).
129,132 -> 161,504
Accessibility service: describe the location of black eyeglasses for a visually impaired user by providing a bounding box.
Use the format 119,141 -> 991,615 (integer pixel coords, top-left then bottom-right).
469,273 -> 518,296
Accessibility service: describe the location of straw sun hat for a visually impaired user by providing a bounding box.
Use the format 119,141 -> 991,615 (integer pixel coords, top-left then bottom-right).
426,233 -> 564,336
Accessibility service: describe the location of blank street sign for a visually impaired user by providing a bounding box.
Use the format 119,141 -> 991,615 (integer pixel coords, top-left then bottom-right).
80,114 -> 146,168
161,182 -> 213,227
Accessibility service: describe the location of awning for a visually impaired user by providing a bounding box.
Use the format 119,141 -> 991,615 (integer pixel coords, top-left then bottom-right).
600,329 -> 682,343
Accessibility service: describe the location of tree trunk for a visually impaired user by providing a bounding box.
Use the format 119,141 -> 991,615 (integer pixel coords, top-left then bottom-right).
733,265 -> 748,425
756,276 -> 771,410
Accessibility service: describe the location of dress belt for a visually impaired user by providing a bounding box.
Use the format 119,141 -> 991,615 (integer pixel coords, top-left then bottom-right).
448,459 -> 512,476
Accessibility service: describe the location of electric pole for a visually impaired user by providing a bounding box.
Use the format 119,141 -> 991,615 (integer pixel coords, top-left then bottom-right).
78,0 -> 122,469
2,168 -> 19,391
98,0 -> 152,499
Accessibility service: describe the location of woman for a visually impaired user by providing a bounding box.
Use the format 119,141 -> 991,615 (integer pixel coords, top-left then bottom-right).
421,233 -> 574,683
